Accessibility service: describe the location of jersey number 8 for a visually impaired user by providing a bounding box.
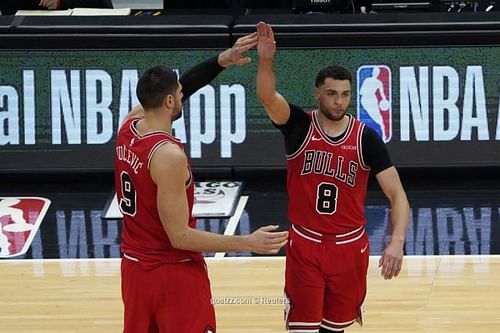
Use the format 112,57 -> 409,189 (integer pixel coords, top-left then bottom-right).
316,182 -> 338,215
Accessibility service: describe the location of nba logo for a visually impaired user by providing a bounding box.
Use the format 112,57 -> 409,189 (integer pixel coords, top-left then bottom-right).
0,197 -> 51,258
357,65 -> 392,143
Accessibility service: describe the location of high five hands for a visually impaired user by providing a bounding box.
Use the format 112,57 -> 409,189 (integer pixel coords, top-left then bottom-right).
218,21 -> 278,68
218,32 -> 258,67
256,21 -> 276,60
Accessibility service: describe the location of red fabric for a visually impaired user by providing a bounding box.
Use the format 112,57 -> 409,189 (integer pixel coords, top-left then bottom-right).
286,112 -> 371,235
285,227 -> 369,331
115,117 -> 202,271
121,257 -> 215,333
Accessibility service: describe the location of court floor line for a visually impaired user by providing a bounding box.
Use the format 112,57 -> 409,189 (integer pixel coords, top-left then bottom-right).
2,254 -> 500,264
214,195 -> 249,258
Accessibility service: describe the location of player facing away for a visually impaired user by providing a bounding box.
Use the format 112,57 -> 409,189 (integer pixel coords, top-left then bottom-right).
255,22 -> 410,333
115,32 -> 288,333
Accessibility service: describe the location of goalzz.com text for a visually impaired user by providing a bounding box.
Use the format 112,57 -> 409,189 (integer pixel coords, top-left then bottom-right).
211,297 -> 290,305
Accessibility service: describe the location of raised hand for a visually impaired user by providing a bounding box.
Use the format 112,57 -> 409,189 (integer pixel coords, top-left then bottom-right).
257,21 -> 276,60
248,225 -> 288,255
218,32 -> 258,68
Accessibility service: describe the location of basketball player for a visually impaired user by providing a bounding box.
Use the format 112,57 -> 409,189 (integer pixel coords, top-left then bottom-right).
256,22 -> 409,333
115,32 -> 288,333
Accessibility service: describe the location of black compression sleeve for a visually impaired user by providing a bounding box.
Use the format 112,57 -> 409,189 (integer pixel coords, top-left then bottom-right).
179,56 -> 224,103
362,126 -> 393,175
274,103 -> 311,155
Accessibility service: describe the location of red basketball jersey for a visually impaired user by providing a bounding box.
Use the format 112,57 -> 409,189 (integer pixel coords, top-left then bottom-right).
115,117 -> 202,270
286,111 -> 370,234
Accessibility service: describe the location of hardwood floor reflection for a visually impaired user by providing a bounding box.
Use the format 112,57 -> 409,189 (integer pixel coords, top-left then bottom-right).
1,256 -> 499,332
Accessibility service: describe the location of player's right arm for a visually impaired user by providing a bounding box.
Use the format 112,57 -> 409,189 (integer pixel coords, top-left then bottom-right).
150,143 -> 288,254
256,21 -> 290,126
376,167 -> 409,280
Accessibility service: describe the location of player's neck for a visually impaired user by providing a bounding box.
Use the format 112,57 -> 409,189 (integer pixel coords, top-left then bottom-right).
137,113 -> 173,135
317,112 -> 350,137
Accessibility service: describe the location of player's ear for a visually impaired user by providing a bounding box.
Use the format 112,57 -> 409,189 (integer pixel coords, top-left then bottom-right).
314,87 -> 320,101
164,94 -> 174,108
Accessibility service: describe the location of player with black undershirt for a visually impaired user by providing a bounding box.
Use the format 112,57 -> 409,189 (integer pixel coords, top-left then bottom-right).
256,21 -> 410,333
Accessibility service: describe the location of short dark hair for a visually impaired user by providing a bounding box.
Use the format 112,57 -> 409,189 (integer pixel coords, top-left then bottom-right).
315,65 -> 352,87
137,66 -> 179,109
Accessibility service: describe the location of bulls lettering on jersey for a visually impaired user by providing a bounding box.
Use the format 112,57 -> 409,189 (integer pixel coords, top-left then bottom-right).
357,65 -> 392,143
286,112 -> 370,235
300,150 -> 358,188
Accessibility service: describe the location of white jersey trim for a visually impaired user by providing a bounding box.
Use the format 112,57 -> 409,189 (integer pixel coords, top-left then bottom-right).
335,229 -> 365,245
123,253 -> 139,262
291,225 -> 322,243
147,139 -> 192,188
318,326 -> 346,332
319,322 -> 354,332
357,123 -> 370,171
301,225 -> 323,236
288,321 -> 322,326
312,111 -> 354,146
147,139 -> 171,170
321,318 -> 356,326
130,118 -> 179,142
336,225 -> 364,238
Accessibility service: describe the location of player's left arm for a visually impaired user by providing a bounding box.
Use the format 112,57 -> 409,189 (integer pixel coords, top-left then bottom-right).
375,167 -> 410,280
120,32 -> 257,127
180,32 -> 257,102
362,126 -> 409,280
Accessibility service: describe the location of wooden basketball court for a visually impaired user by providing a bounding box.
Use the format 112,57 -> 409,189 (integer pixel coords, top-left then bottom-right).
1,255 -> 499,332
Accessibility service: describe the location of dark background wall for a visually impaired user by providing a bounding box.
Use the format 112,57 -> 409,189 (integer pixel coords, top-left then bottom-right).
0,13 -> 499,174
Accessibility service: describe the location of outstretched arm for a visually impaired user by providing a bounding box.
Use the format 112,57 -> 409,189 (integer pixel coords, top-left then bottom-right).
376,166 -> 410,280
256,22 -> 290,125
121,32 -> 257,126
150,143 -> 288,254
180,32 -> 258,101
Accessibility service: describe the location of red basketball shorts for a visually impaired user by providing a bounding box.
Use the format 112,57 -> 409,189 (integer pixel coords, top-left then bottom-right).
121,256 -> 216,333
285,224 -> 370,332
